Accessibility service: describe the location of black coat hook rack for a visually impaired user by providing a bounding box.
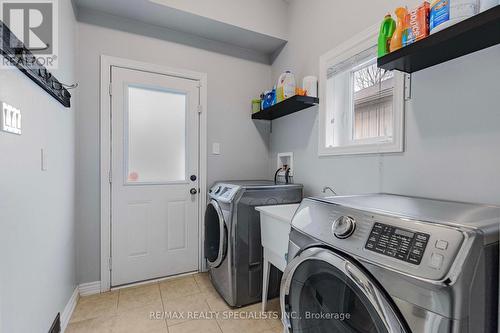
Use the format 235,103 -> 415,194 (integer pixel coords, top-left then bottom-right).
0,20 -> 72,108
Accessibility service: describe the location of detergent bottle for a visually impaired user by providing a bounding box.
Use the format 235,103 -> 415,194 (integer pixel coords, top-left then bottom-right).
276,71 -> 296,102
430,0 -> 479,33
390,7 -> 408,52
377,14 -> 396,57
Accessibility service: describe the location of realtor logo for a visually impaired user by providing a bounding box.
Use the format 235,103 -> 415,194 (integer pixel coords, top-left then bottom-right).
1,0 -> 58,68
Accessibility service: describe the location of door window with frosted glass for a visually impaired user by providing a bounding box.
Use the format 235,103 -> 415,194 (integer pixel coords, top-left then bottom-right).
125,85 -> 187,183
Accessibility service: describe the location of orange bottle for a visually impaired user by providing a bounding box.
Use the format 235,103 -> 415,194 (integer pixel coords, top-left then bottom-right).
390,7 -> 408,52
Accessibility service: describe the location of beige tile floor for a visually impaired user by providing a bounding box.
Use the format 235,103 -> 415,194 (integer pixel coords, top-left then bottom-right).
67,272 -> 283,333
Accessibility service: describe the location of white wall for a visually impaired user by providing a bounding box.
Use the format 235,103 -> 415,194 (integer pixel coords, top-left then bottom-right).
0,1 -> 78,332
76,18 -> 272,283
150,0 -> 288,39
75,0 -> 500,286
270,0 -> 500,205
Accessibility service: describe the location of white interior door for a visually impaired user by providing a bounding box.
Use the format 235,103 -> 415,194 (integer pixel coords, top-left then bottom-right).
111,66 -> 200,286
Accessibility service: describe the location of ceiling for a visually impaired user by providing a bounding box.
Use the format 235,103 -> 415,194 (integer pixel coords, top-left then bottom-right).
74,0 -> 288,60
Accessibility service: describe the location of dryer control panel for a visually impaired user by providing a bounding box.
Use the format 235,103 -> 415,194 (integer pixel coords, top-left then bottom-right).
365,223 -> 430,265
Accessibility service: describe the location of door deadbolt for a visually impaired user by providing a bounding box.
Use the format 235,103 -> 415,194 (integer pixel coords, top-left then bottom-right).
190,175 -> 197,181
190,188 -> 198,195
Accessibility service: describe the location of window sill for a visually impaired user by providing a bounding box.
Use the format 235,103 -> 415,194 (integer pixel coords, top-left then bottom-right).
319,140 -> 403,157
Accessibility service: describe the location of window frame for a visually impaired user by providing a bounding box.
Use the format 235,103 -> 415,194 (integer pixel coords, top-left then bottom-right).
124,83 -> 189,185
318,26 -> 405,156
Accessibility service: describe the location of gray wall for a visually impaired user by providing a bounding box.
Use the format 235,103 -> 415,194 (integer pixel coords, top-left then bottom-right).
0,0 -> 78,332
76,15 -> 272,283
270,0 -> 500,206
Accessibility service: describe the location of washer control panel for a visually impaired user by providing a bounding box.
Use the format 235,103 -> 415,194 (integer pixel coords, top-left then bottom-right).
292,198 -> 467,280
365,222 -> 430,265
208,183 -> 240,203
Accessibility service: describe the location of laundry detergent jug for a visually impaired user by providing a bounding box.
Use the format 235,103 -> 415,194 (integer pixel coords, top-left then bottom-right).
276,71 -> 296,102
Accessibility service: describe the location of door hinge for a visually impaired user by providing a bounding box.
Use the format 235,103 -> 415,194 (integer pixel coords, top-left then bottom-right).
108,257 -> 112,270
108,170 -> 112,184
404,73 -> 412,101
197,105 -> 202,114
108,82 -> 112,96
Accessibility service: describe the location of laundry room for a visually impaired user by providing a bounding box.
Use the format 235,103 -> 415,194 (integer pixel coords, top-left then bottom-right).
0,0 -> 499,332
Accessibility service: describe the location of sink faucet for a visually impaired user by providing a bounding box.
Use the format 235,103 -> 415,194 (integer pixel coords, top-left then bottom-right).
322,186 -> 337,196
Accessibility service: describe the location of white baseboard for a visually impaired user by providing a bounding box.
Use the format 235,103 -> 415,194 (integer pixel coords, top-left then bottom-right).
79,281 -> 101,296
61,287 -> 79,332
59,282 -> 101,332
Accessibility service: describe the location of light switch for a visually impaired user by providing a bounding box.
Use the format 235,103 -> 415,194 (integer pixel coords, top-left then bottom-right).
41,149 -> 48,171
1,101 -> 22,135
212,142 -> 221,155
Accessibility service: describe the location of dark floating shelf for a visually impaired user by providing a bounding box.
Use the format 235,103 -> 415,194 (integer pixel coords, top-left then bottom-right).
378,5 -> 500,73
252,95 -> 319,121
0,21 -> 72,107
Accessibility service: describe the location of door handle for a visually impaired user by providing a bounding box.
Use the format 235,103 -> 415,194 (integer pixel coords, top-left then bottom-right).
190,188 -> 198,195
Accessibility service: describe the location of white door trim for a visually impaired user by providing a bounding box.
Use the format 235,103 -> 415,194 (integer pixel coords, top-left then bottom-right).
99,55 -> 208,292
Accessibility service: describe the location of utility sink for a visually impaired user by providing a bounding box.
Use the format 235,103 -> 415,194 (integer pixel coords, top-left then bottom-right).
256,203 -> 300,271
256,203 -> 300,311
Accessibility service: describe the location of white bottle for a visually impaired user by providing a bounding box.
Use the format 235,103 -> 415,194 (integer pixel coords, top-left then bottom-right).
276,71 -> 296,102
302,76 -> 318,98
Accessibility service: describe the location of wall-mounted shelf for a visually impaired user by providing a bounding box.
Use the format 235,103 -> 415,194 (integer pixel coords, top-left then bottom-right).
0,21 -> 72,107
378,6 -> 500,73
252,95 -> 319,121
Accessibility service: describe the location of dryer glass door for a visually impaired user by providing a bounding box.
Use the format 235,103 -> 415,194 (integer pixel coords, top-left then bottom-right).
204,200 -> 227,267
281,248 -> 407,333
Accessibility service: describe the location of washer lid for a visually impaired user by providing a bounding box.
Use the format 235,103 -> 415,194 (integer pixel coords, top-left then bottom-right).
315,194 -> 500,230
216,180 -> 303,189
291,197 -> 473,282
209,180 -> 303,203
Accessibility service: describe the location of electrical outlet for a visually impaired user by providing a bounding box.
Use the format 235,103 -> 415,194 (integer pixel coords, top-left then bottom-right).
1,102 -> 22,135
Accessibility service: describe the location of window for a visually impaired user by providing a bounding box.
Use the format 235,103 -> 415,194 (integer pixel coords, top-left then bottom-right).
319,29 -> 405,156
126,85 -> 187,183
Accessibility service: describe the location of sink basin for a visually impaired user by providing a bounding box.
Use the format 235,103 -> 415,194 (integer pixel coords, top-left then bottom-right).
256,204 -> 300,270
